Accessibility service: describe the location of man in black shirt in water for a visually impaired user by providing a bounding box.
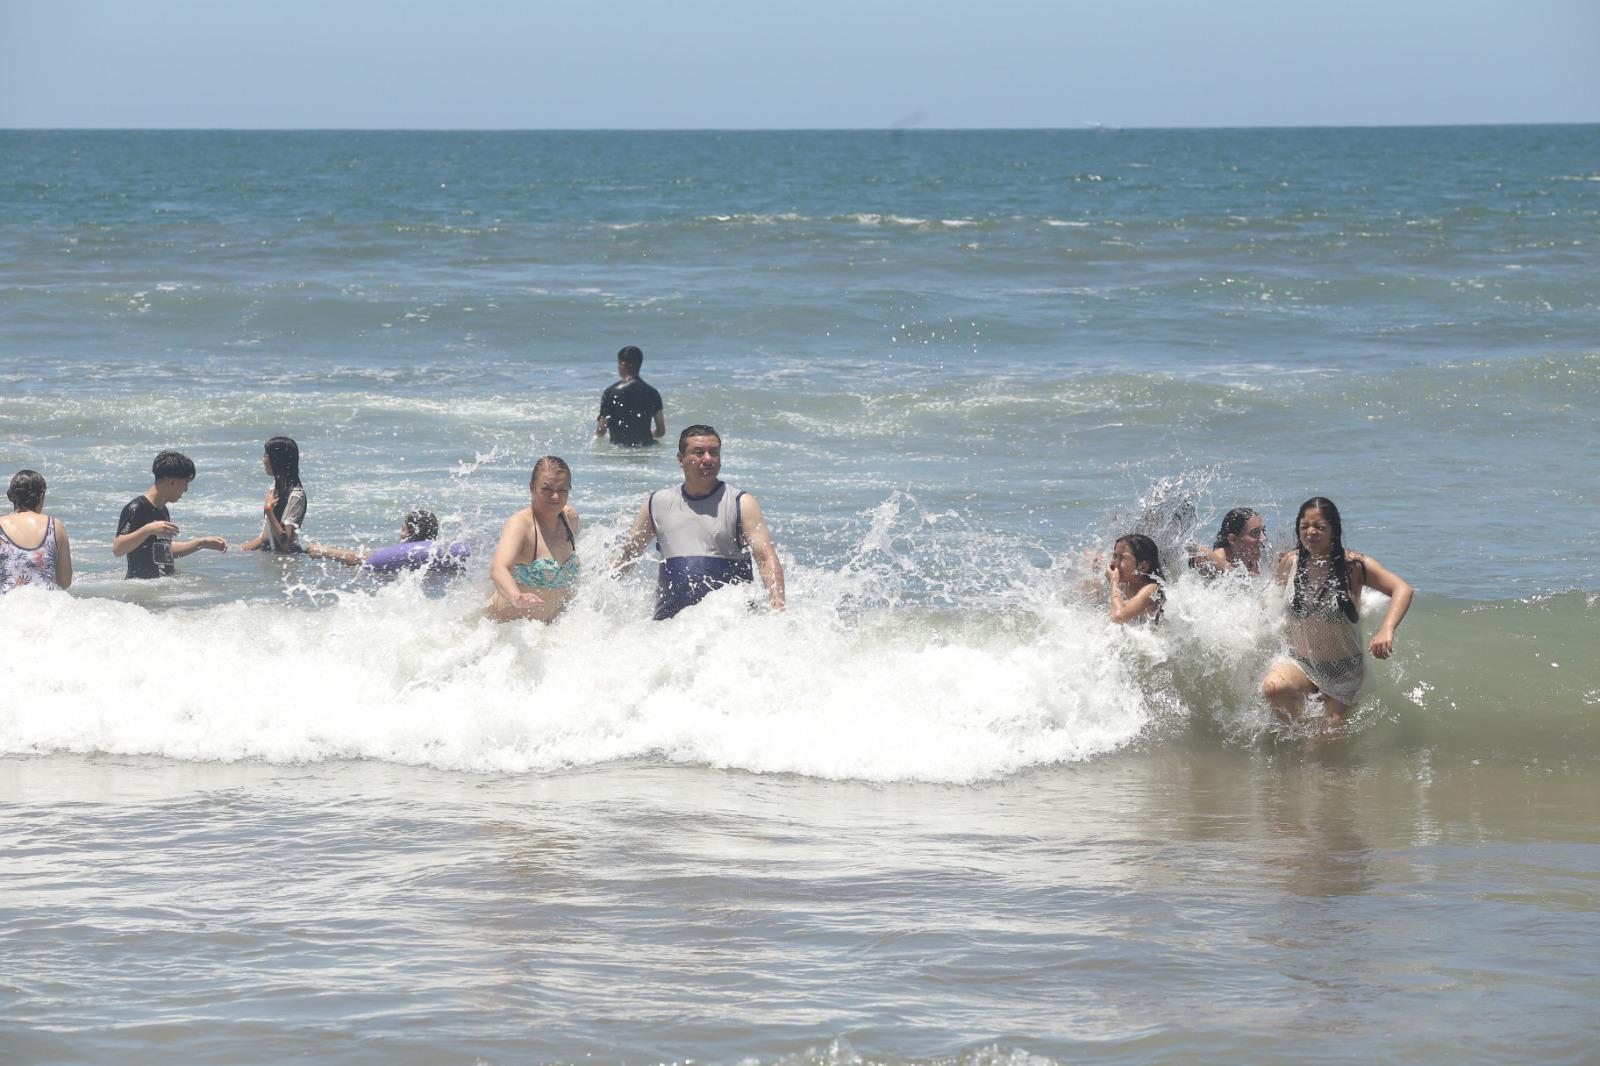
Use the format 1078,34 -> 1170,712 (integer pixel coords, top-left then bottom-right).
112,451 -> 228,578
595,345 -> 665,447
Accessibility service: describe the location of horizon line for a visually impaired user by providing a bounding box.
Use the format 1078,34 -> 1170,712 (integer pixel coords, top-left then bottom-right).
3,120 -> 1598,134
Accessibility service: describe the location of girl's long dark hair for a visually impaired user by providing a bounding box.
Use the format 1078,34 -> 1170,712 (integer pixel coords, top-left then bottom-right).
1291,496 -> 1358,623
1115,533 -> 1166,623
265,436 -> 301,520
1213,507 -> 1259,550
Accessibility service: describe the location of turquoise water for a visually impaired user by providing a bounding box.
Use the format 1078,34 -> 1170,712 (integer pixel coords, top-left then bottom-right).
2,128 -> 1599,1062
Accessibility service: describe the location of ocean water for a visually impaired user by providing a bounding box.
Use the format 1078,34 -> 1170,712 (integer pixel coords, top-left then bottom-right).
2,127 -> 1598,1063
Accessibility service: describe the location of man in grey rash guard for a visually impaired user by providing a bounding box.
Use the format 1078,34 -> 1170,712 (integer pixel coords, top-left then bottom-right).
613,424 -> 786,620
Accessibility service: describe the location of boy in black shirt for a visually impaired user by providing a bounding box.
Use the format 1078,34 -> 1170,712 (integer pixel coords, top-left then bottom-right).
595,345 -> 665,447
112,451 -> 229,579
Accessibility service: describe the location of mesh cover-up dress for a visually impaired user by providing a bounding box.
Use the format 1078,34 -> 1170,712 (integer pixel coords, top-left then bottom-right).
1281,556 -> 1364,705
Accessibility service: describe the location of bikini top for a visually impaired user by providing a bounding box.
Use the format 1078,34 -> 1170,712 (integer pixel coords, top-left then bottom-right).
511,512 -> 580,590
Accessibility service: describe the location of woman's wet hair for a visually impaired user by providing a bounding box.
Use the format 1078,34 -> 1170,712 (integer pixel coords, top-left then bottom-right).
531,456 -> 571,482
1213,507 -> 1260,550
152,450 -> 196,481
7,469 -> 46,511
264,436 -> 302,521
403,510 -> 439,542
1291,496 -> 1359,623
264,436 -> 301,485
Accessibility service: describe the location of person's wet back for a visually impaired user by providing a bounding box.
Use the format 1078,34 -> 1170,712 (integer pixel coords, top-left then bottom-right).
1,469 -> 72,593
595,345 -> 665,447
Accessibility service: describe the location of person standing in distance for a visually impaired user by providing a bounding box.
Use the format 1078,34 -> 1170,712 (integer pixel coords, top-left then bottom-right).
613,425 -> 785,619
595,345 -> 665,447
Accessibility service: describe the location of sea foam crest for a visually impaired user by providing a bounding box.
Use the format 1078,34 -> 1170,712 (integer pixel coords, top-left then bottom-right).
0,550 -> 1191,783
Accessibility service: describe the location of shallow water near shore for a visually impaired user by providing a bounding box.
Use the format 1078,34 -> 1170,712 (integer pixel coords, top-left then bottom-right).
4,750 -> 1598,1064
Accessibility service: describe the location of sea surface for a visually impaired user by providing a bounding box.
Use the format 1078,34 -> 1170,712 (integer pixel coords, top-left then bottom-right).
2,127 -> 1598,1063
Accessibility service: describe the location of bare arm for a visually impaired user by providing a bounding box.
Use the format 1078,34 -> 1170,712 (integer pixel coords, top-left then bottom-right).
54,520 -> 72,589
1356,553 -> 1413,659
738,494 -> 786,612
112,518 -> 176,557
260,489 -> 297,549
652,407 -> 666,440
173,536 -> 227,558
595,414 -> 609,437
611,497 -> 657,574
1109,581 -> 1161,625
490,511 -> 541,607
1271,550 -> 1296,586
306,543 -> 367,566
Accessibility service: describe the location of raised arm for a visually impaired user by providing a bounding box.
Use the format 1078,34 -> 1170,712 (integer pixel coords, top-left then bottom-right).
738,494 -> 786,612
259,487 -> 302,550
1108,580 -> 1160,625
1271,550 -> 1296,586
611,497 -> 656,574
1357,553 -> 1413,659
112,517 -> 175,557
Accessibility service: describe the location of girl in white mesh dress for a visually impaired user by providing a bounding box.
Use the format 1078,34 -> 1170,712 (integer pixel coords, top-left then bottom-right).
1262,497 -> 1413,731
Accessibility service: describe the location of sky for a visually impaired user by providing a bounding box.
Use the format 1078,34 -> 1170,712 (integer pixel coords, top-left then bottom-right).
1,0 -> 1596,129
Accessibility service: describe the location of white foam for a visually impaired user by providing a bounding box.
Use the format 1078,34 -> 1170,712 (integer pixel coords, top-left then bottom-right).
0,557 -> 1259,783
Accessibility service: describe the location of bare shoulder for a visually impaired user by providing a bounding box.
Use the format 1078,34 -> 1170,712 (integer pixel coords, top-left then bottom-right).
564,505 -> 580,528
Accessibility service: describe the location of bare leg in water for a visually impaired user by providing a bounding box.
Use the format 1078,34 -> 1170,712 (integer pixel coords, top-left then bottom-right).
1262,660 -> 1353,735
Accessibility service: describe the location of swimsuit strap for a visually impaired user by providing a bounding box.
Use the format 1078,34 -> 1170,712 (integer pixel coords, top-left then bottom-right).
531,510 -> 576,558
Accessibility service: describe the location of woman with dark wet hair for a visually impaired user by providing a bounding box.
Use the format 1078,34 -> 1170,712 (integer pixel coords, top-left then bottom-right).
242,436 -> 308,553
1,469 -> 72,592
1189,507 -> 1268,577
1261,497 -> 1412,731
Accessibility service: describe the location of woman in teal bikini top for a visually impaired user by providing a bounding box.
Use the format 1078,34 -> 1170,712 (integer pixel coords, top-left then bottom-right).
488,456 -> 581,623
511,513 -> 580,589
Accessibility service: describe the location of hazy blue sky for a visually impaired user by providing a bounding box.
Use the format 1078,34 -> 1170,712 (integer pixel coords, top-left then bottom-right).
2,0 -> 1595,128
